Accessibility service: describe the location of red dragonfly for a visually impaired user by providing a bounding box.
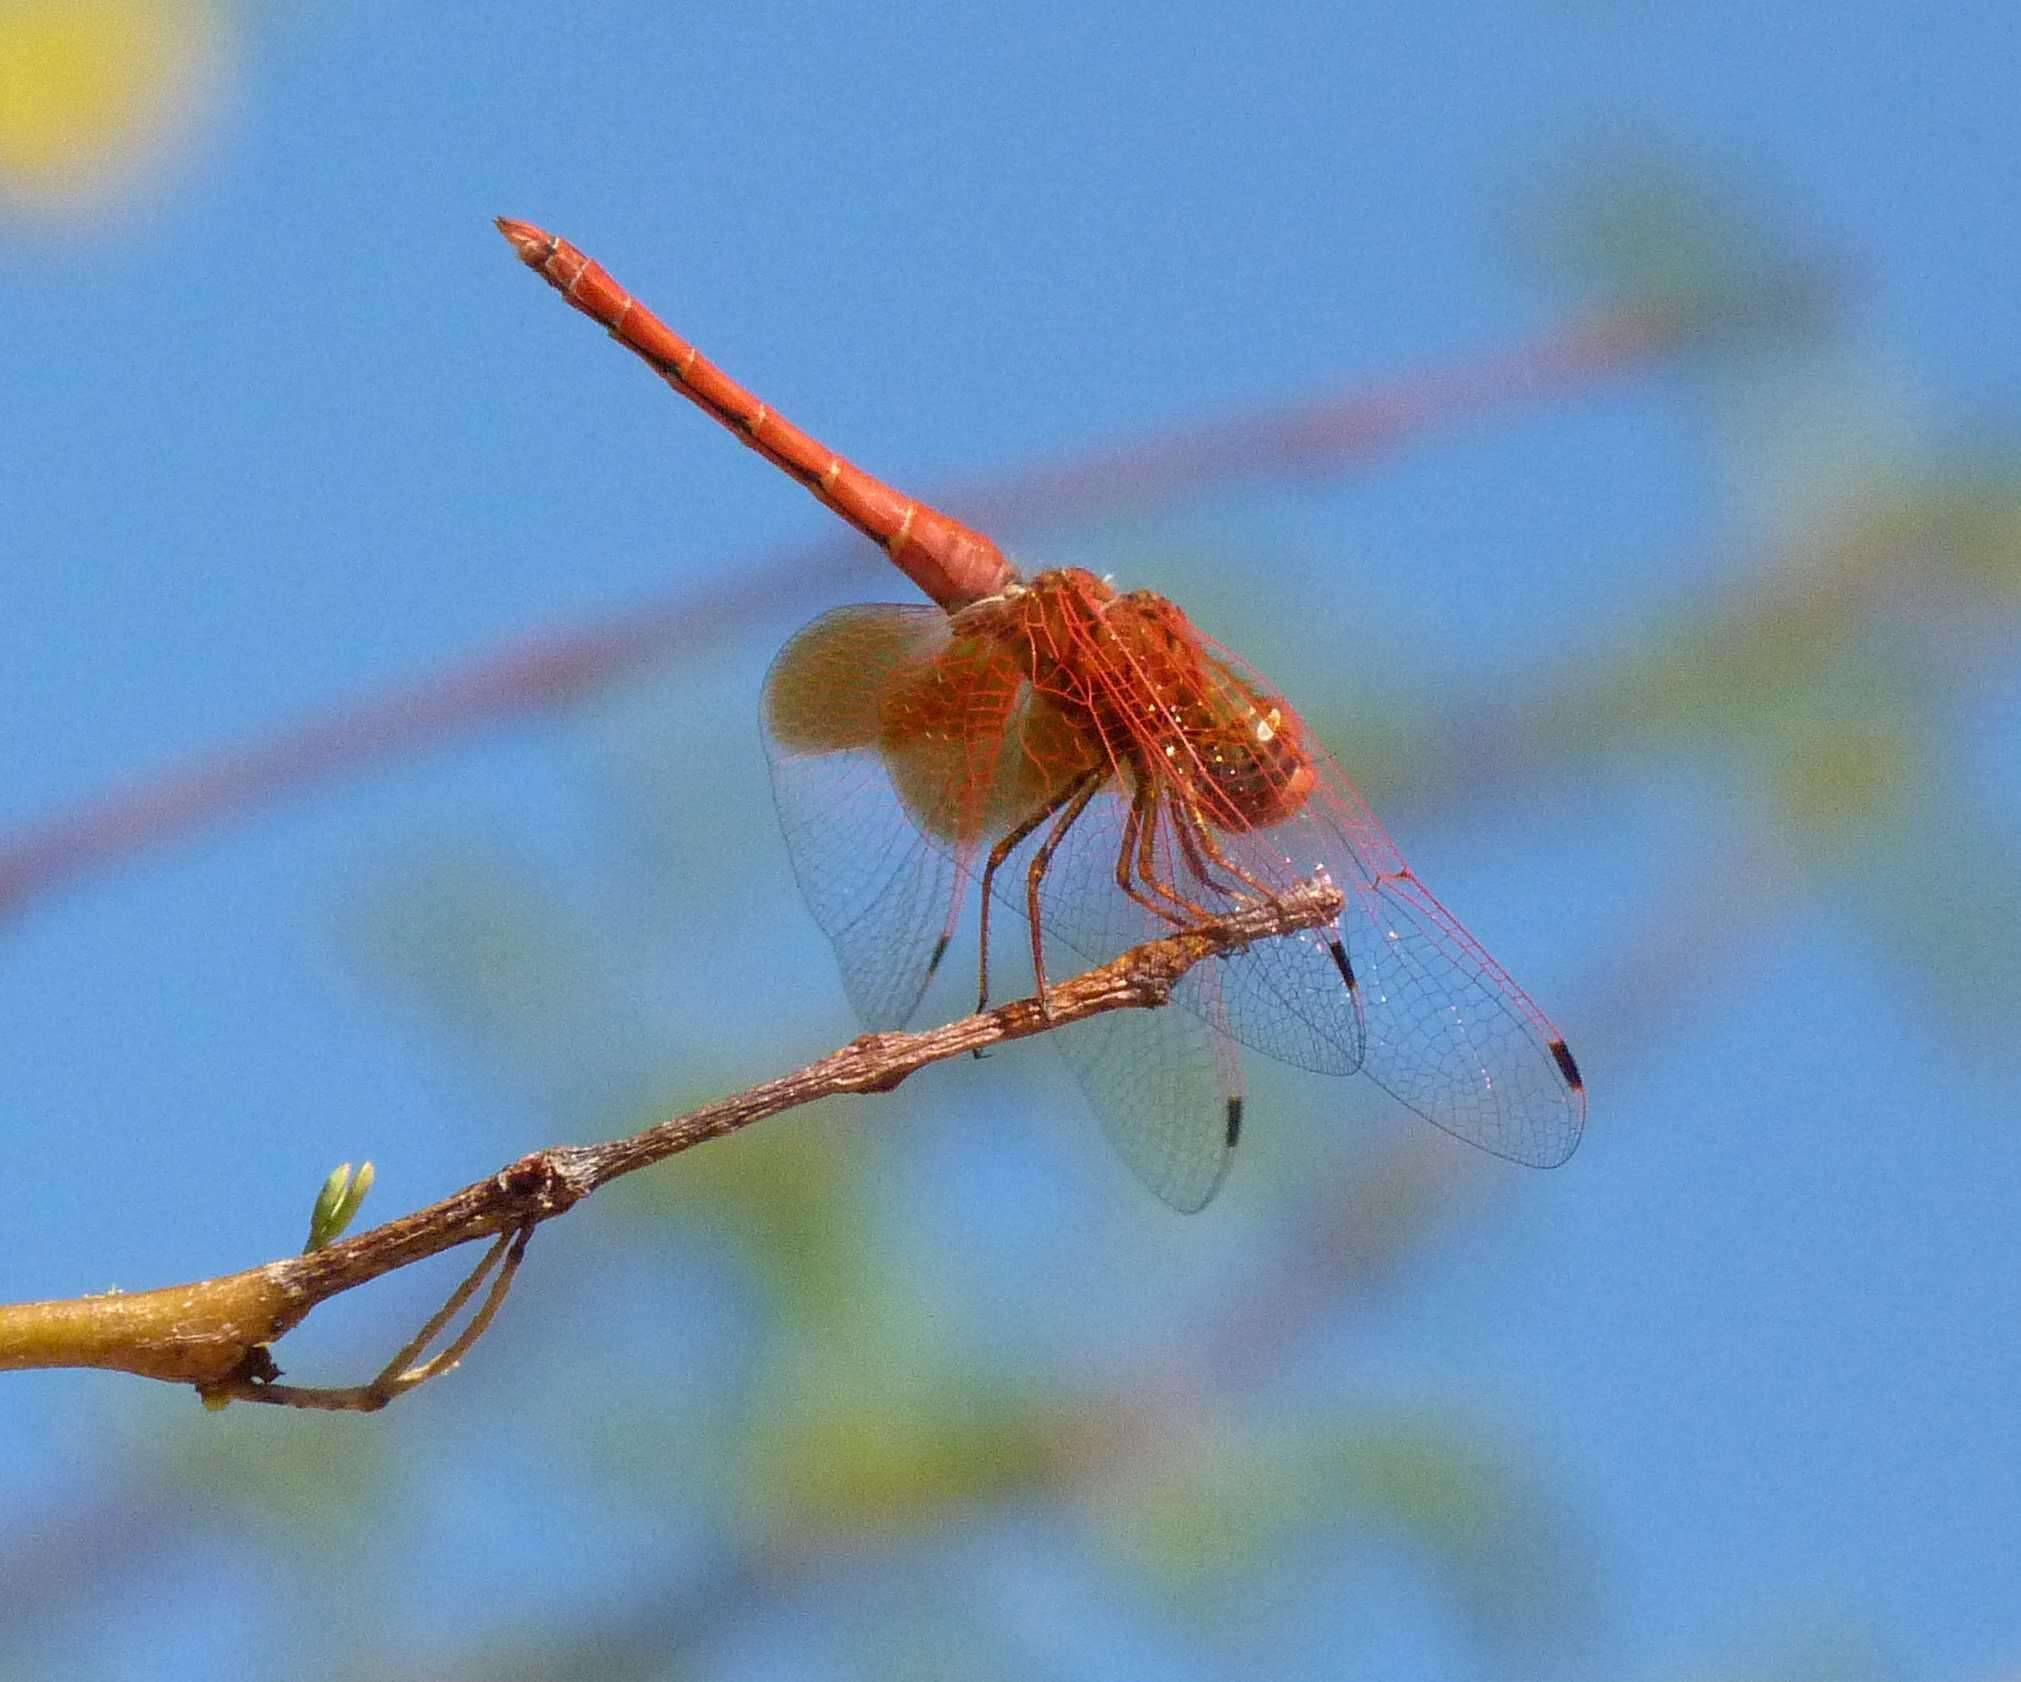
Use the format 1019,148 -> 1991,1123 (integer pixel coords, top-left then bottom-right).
499,218 -> 1586,1210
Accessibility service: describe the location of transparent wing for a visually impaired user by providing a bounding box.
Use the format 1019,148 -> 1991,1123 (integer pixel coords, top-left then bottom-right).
1053,954 -> 1245,1214
1324,812 -> 1585,1167
762,603 -> 970,1029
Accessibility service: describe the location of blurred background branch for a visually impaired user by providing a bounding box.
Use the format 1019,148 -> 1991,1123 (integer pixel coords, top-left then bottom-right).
0,260 -> 1838,929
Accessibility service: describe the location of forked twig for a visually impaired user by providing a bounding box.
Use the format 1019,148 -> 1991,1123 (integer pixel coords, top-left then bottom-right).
199,1226 -> 533,1413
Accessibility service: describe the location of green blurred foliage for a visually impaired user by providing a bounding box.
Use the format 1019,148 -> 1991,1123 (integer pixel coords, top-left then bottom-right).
159,1406 -> 396,1539
1104,1411 -> 1571,1636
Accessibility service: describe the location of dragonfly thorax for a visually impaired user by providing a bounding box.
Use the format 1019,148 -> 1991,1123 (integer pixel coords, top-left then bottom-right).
986,569 -> 1318,834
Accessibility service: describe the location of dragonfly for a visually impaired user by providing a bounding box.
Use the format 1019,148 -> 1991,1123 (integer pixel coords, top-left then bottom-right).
498,217 -> 1586,1211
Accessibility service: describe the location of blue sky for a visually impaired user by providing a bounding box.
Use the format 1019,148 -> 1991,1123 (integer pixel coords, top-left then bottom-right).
4,3 -> 2019,1677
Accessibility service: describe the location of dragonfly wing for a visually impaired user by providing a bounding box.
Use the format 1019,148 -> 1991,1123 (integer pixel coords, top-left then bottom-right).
766,739 -> 962,1028
763,604 -> 964,1029
1054,957 -> 1244,1214
1337,866 -> 1586,1167
763,602 -> 1038,1031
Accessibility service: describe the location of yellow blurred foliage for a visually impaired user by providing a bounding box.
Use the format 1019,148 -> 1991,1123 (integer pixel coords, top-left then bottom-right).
0,0 -> 225,212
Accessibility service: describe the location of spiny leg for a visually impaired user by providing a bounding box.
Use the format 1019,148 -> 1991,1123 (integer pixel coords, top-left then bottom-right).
1111,779 -> 1180,927
1124,777 -> 1224,927
1168,793 -> 1247,904
1022,770 -> 1104,1014
977,769 -> 1102,1015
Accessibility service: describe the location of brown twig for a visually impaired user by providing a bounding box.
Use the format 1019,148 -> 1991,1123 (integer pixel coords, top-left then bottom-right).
210,1226 -> 534,1412
0,880 -> 1343,1411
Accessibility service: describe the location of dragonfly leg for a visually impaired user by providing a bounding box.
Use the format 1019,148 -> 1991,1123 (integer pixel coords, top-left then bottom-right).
1168,797 -> 1250,904
1021,770 -> 1103,1016
1110,781 -> 1175,926
977,770 -> 1101,1015
1172,798 -> 1268,902
1118,781 -> 1221,927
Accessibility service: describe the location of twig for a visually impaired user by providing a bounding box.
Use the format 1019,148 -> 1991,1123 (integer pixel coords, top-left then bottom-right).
0,881 -> 1343,1410
202,1226 -> 533,1413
